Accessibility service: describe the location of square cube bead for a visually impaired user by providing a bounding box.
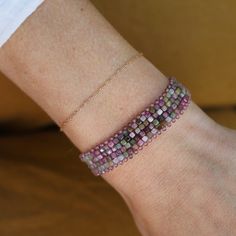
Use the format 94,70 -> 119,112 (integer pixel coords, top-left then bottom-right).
139,123 -> 145,130
129,132 -> 135,138
138,140 -> 144,146
121,139 -> 127,145
130,139 -> 136,145
131,123 -> 138,129
108,141 -> 114,148
157,109 -> 163,115
135,128 -> 141,134
148,116 -> 154,122
142,136 -> 148,142
140,115 -> 146,122
153,119 -> 160,126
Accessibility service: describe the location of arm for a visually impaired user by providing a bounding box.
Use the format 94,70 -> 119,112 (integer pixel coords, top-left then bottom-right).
1,0 -> 236,235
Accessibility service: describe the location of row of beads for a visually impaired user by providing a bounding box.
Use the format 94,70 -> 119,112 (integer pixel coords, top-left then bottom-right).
79,77 -> 191,176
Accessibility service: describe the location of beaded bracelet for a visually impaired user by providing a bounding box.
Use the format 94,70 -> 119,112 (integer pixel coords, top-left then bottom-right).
79,77 -> 191,176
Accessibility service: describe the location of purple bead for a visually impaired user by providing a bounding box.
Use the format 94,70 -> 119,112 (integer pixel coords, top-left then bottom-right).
113,138 -> 119,144
144,111 -> 151,117
140,115 -> 146,122
92,169 -> 100,176
116,149 -> 122,155
129,132 -> 135,138
172,104 -> 177,109
111,152 -> 116,159
149,123 -> 154,129
153,113 -> 159,118
108,141 -> 114,148
107,149 -> 112,155
167,107 -> 173,113
118,133 -> 124,140
94,150 -> 100,156
163,112 -> 168,118
138,140 -> 144,146
140,131 -> 145,137
159,100 -> 165,106
131,122 -> 138,129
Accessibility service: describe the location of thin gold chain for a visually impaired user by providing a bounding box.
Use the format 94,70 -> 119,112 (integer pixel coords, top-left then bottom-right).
60,52 -> 143,131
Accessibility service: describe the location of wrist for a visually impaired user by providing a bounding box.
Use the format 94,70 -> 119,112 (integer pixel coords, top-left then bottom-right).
63,56 -> 168,152
0,0 -> 219,205
102,101 -> 220,201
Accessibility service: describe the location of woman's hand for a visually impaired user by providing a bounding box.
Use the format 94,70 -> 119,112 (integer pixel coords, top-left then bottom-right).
103,102 -> 236,236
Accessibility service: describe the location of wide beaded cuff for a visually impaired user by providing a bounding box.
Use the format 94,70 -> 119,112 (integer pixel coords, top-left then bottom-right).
79,77 -> 191,176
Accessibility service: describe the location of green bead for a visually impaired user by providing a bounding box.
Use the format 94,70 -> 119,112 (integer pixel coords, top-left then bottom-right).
130,139 -> 136,145
124,152 -> 129,158
127,126 -> 133,132
149,107 -> 156,113
137,119 -> 142,125
164,97 -> 169,102
121,139 -> 127,145
176,87 -> 181,95
123,130 -> 129,135
139,123 -> 145,130
170,112 -> 176,118
125,143 -> 131,149
153,119 -> 160,126
166,100 -> 171,107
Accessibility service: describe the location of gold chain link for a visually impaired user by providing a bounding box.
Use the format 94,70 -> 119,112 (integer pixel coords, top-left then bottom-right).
60,52 -> 143,131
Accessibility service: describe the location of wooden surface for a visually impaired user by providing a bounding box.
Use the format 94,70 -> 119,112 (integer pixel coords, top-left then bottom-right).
0,130 -> 140,236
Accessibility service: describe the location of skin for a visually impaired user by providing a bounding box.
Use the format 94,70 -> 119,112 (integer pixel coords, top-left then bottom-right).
0,0 -> 236,235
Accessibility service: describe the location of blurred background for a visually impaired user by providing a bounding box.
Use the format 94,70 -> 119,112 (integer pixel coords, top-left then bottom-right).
0,0 -> 235,235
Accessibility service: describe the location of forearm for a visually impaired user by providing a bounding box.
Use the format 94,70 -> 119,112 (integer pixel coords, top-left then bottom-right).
1,1 -> 236,235
0,0 -> 212,202
0,0 -> 168,144
0,1 -> 169,173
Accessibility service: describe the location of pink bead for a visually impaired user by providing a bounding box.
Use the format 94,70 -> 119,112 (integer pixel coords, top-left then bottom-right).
108,141 -> 114,148
138,140 -> 144,146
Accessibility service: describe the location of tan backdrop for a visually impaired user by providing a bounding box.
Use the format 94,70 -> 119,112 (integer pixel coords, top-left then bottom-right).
0,0 -> 235,128
0,2 -> 235,236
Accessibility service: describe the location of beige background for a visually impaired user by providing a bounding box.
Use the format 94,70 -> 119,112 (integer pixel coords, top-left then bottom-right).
0,0 -> 236,128
0,1 -> 235,235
